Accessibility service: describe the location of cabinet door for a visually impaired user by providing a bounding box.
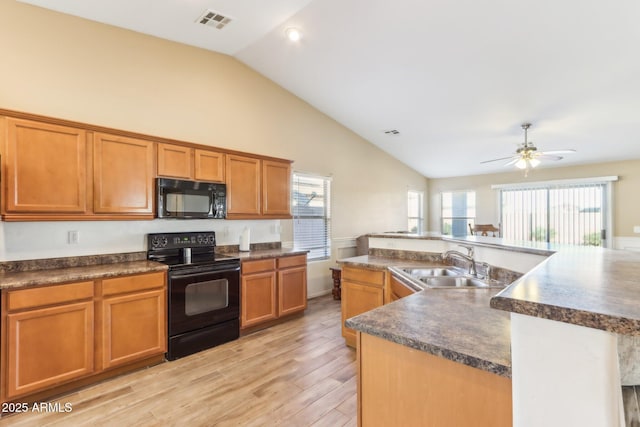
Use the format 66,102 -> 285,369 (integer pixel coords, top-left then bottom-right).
4,118 -> 87,213
157,143 -> 193,179
194,149 -> 225,182
6,301 -> 94,399
341,281 -> 384,347
390,276 -> 416,301
93,133 -> 154,214
262,160 -> 291,218
278,266 -> 307,317
226,154 -> 261,217
100,289 -> 166,369
241,271 -> 277,328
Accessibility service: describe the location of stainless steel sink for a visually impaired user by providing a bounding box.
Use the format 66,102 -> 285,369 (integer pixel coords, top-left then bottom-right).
401,267 -> 465,277
393,266 -> 505,289
418,276 -> 502,289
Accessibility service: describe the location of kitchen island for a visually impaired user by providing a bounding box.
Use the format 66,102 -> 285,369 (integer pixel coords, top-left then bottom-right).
341,234 -> 640,427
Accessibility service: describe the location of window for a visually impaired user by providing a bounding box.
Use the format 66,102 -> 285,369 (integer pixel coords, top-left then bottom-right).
292,172 -> 331,260
495,177 -> 617,247
441,191 -> 476,236
408,190 -> 424,233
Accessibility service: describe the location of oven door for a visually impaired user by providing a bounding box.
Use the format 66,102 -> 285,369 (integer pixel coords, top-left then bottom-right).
168,266 -> 240,337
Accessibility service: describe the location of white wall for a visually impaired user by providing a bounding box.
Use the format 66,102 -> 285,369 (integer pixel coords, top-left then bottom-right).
0,219 -> 280,261
0,2 -> 429,297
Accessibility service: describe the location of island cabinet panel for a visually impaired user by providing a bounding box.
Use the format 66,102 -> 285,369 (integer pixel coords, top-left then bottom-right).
93,132 -> 154,215
194,148 -> 225,183
3,118 -> 88,214
262,160 -> 291,218
157,143 -> 193,179
341,266 -> 385,347
3,283 -> 95,400
358,333 -> 512,427
226,154 -> 261,217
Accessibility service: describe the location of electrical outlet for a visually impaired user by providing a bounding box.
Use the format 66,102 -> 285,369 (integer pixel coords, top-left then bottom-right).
634,226 -> 640,234
68,230 -> 79,244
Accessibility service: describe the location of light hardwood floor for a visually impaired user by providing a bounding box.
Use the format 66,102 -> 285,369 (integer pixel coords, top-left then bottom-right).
0,295 -> 356,427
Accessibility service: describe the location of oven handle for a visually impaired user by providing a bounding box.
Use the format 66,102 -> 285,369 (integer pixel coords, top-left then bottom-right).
170,266 -> 240,280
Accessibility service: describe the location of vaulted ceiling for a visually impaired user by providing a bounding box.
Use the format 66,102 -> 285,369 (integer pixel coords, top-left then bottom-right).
18,0 -> 640,177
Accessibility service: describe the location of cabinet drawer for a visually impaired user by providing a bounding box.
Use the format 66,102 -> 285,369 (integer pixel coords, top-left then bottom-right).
102,272 -> 165,296
7,281 -> 94,311
242,258 -> 276,275
342,267 -> 385,287
277,254 -> 307,269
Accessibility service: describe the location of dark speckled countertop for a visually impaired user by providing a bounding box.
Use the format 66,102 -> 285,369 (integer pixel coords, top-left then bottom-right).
340,237 -> 640,377
345,289 -> 511,377
0,260 -> 167,290
490,246 -> 640,336
340,254 -> 512,377
0,246 -> 307,291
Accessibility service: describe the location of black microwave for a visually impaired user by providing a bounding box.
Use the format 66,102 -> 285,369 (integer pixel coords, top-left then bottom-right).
156,178 -> 226,219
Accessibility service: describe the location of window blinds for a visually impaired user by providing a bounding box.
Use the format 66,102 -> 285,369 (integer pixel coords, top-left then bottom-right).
500,182 -> 606,246
292,173 -> 332,260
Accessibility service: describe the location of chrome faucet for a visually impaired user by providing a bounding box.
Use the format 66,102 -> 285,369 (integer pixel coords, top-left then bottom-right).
442,245 -> 477,277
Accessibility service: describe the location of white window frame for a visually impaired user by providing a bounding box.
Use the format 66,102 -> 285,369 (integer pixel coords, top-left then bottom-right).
441,190 -> 476,237
492,176 -> 617,248
292,172 -> 332,261
407,190 -> 424,233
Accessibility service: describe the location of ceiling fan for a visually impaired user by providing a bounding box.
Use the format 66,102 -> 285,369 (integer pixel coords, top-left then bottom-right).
481,123 -> 576,172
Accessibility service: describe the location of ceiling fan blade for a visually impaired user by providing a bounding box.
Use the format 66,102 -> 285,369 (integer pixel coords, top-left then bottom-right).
536,154 -> 564,161
540,149 -> 576,155
503,157 -> 521,166
480,155 -> 518,164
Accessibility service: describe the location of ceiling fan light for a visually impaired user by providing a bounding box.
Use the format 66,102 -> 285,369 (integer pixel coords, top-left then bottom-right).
529,158 -> 541,168
515,158 -> 527,169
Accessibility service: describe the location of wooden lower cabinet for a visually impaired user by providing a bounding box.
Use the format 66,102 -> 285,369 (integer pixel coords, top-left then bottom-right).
277,254 -> 307,317
1,271 -> 167,403
99,272 -> 166,369
358,333 -> 512,426
241,270 -> 278,328
241,254 -> 307,330
6,301 -> 94,399
341,266 -> 385,347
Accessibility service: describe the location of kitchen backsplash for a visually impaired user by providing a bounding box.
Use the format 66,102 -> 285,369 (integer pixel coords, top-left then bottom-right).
0,219 -> 283,261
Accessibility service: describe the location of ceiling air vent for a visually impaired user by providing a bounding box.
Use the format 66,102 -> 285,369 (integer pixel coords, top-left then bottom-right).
196,9 -> 233,30
384,129 -> 400,135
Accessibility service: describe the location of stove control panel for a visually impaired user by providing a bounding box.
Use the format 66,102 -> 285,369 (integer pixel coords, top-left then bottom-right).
147,232 -> 216,250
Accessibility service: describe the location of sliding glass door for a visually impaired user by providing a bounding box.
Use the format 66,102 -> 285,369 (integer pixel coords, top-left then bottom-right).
500,183 -> 607,247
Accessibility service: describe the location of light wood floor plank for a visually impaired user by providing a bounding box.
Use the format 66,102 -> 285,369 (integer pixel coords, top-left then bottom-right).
0,295 -> 355,427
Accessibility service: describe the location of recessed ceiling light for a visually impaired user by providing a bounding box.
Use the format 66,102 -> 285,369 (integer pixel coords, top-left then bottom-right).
285,27 -> 302,42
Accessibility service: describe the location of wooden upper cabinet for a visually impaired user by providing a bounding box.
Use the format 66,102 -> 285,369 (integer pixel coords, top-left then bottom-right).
3,118 -> 88,214
194,149 -> 224,182
157,143 -> 193,179
157,144 -> 225,183
262,160 -> 292,218
226,155 -> 292,219
93,133 -> 154,215
226,154 -> 261,217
